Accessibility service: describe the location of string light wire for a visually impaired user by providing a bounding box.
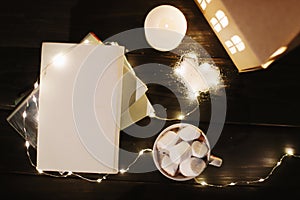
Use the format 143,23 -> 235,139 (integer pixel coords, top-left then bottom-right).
194,153 -> 300,187
22,97 -> 153,182
16,39 -> 300,186
151,105 -> 199,121
20,89 -> 300,185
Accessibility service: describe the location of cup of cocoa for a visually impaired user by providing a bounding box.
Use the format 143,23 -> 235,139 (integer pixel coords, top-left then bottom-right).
153,123 -> 222,181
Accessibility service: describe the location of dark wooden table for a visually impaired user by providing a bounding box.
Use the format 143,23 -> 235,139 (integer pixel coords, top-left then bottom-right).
1,0 -> 300,199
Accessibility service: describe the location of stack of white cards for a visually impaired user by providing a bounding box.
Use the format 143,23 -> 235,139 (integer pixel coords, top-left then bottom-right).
37,33 -> 154,174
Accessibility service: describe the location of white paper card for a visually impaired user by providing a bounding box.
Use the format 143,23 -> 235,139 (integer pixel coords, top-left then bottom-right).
37,43 -> 124,174
81,33 -> 154,129
41,36 -> 154,131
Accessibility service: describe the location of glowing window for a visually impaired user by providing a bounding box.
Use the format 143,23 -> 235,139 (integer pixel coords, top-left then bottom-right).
225,40 -> 237,54
197,0 -> 212,10
225,35 -> 245,54
210,10 -> 228,32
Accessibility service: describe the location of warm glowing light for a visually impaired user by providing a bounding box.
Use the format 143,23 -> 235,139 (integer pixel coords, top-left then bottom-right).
144,5 -> 187,51
270,46 -> 288,59
97,179 -> 102,183
53,53 -> 66,67
22,111 -> 27,119
177,114 -> 184,120
225,40 -> 237,54
231,35 -> 245,52
231,35 -> 241,44
34,82 -> 39,89
210,10 -> 228,32
139,151 -> 144,156
277,161 -> 281,166
119,169 -> 127,174
25,141 -> 30,148
229,182 -> 236,186
261,60 -> 274,69
149,112 -> 156,118
216,10 -> 228,27
32,95 -> 37,103
225,35 -> 245,54
198,0 -> 211,10
210,18 -> 221,32
235,42 -> 245,52
285,148 -> 294,156
200,181 -> 208,186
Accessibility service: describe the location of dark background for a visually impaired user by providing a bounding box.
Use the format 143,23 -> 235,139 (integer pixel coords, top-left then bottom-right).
1,0 -> 300,199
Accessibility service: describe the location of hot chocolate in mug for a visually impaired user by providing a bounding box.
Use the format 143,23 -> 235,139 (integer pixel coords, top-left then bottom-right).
153,123 -> 222,181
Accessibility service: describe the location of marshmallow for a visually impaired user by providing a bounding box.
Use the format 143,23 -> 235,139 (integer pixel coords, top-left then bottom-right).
169,141 -> 192,165
179,157 -> 206,177
208,155 -> 223,167
178,126 -> 200,142
160,155 -> 178,176
156,131 -> 179,151
191,140 -> 209,158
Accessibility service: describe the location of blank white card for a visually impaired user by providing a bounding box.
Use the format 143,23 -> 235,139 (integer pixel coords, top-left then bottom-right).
37,43 -> 124,174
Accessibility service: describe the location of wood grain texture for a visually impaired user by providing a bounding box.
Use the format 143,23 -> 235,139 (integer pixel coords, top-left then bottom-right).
1,0 -> 300,198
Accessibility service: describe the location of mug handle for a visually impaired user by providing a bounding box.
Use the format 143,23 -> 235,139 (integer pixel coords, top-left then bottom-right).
208,155 -> 222,167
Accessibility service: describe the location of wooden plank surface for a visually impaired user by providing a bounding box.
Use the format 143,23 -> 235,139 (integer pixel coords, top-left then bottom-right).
1,0 -> 300,198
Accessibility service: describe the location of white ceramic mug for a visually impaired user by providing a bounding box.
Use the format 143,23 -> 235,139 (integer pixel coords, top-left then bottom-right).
153,123 -> 222,181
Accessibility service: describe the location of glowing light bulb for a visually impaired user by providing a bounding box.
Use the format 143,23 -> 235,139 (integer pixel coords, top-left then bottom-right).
149,112 -> 156,118
34,82 -> 39,89
97,179 -> 102,183
139,151 -> 144,156
285,148 -> 294,156
22,111 -> 27,119
177,114 -> 184,120
32,95 -> 37,103
277,161 -> 281,166
25,141 -> 30,148
200,181 -> 208,186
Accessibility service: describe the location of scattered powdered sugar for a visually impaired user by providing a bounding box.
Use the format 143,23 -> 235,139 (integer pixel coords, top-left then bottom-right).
174,52 -> 223,95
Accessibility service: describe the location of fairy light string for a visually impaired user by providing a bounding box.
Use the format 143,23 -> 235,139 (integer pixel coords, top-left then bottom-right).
194,151 -> 300,187
22,98 -> 300,186
22,95 -> 153,182
17,38 -> 300,186
21,71 -> 300,186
